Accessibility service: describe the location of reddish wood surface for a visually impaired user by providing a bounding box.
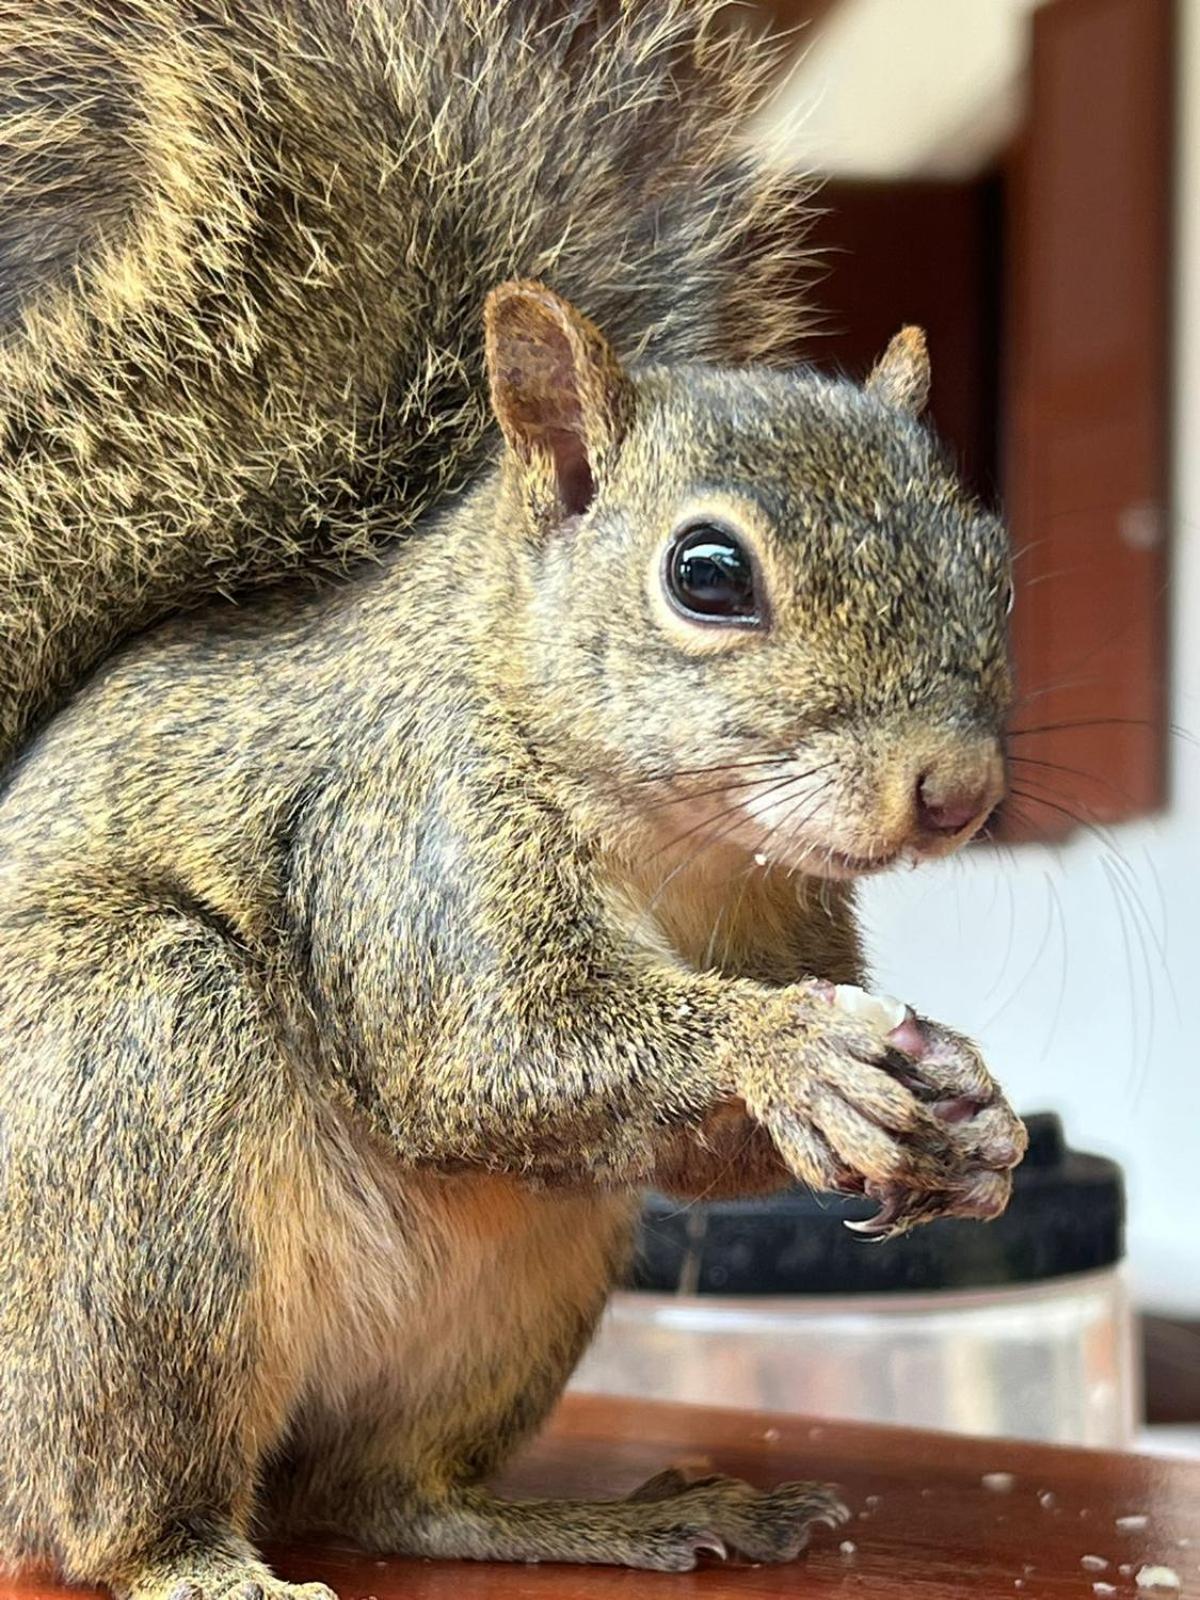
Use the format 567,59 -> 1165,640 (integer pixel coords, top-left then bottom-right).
5,1395 -> 1198,1600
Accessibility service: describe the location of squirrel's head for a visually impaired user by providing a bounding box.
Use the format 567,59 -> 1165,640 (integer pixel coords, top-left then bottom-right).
485,282 -> 1011,881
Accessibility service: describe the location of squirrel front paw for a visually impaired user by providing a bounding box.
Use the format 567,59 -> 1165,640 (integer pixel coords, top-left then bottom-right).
738,984 -> 1026,1236
849,1005 -> 1027,1237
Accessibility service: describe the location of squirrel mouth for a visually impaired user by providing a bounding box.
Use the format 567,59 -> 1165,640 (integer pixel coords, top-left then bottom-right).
804,846 -> 901,880
744,825 -> 904,881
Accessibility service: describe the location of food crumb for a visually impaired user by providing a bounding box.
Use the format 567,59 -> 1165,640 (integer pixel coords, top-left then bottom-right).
865,1494 -> 881,1509
762,1427 -> 780,1442
840,1541 -> 857,1558
1136,1566 -> 1181,1591
1082,1556 -> 1110,1572
982,1472 -> 1016,1493
1039,1490 -> 1058,1510
1118,1514 -> 1150,1533
1093,1586 -> 1117,1598
920,1487 -> 935,1499
832,983 -> 907,1032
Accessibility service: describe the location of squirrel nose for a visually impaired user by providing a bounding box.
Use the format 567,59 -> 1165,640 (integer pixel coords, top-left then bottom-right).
916,773 -> 991,837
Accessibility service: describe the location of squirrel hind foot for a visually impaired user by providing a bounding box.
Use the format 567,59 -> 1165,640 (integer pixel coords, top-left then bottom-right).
160,1586 -> 333,1600
376,1476 -> 847,1571
120,1543 -> 334,1600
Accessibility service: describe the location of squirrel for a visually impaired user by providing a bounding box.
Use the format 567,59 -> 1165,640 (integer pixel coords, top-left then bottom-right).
0,0 -> 1027,1594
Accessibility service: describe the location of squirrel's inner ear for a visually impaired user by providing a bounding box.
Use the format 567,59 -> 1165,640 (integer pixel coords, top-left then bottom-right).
484,280 -> 630,522
865,325 -> 931,416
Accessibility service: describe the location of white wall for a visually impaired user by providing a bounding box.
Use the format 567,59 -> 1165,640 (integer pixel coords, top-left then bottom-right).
837,2 -> 1200,1314
754,0 -> 1045,178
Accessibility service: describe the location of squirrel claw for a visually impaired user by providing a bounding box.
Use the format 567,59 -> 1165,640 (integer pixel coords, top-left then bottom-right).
848,1164 -> 1014,1238
691,1534 -> 728,1561
844,1188 -> 908,1239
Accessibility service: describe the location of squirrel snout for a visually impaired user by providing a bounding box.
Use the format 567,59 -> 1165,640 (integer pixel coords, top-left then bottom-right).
914,768 -> 999,842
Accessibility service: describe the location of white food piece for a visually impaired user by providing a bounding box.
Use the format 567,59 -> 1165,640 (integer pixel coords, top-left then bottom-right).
839,1541 -> 857,1558
1093,1586 -> 1117,1598
832,984 -> 907,1033
1136,1567 -> 1181,1591
981,1472 -> 1016,1493
1081,1556 -> 1110,1571
1118,1514 -> 1150,1533
1039,1490 -> 1058,1510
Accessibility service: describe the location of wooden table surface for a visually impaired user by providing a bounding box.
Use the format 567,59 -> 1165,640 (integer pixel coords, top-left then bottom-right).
4,1394 -> 1198,1600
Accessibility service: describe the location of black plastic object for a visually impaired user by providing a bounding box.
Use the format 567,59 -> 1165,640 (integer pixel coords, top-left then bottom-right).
631,1113 -> 1123,1297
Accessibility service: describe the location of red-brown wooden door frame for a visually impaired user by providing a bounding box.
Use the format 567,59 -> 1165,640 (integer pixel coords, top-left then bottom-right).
1000,0 -> 1173,839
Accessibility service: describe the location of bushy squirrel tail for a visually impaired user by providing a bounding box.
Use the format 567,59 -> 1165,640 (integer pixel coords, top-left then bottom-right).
0,0 -> 812,769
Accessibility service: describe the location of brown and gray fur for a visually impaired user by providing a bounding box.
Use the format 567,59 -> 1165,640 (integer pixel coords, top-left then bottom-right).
0,0 -> 810,767
0,1 -> 1026,1595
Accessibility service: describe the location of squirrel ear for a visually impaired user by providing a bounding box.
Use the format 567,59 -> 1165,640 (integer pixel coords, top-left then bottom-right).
865,326 -> 931,416
484,280 -> 630,523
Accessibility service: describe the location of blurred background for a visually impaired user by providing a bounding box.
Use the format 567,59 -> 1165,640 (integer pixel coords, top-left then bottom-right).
577,0 -> 1200,1456
780,0 -> 1196,1443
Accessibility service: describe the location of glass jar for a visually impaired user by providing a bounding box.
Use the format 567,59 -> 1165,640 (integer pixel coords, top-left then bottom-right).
571,1114 -> 1138,1448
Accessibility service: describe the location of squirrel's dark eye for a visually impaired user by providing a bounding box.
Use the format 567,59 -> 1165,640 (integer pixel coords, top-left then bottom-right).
664,523 -> 761,625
